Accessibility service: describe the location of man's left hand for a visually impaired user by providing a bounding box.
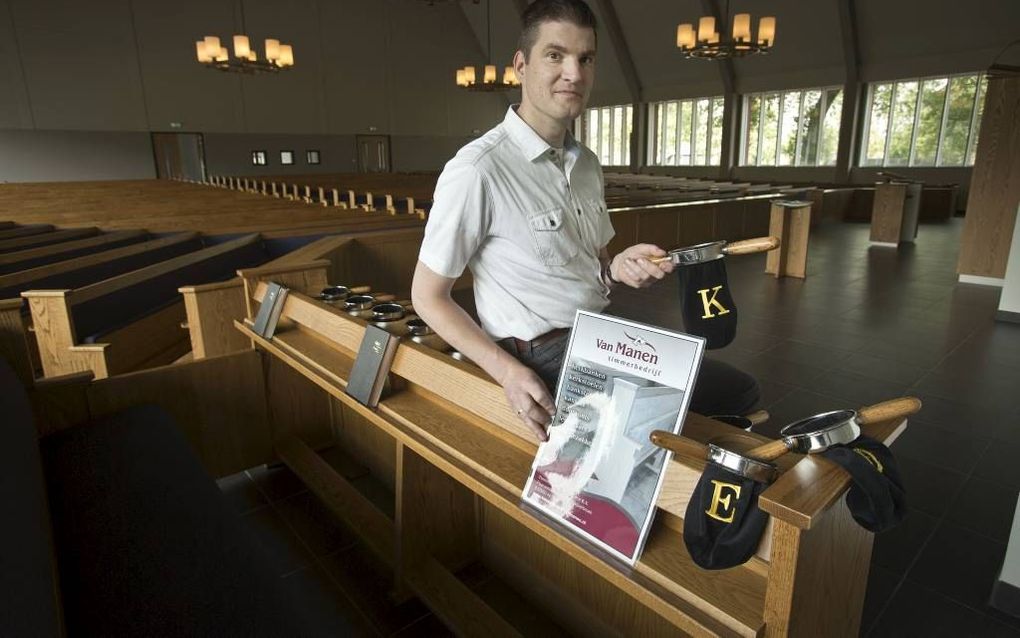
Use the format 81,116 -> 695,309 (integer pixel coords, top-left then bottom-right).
610,244 -> 674,288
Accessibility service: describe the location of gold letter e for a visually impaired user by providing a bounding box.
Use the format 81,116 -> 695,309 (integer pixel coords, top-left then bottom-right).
705,480 -> 742,523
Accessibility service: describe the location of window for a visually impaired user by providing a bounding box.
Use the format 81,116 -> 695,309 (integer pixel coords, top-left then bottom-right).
742,87 -> 843,166
859,73 -> 987,167
579,104 -> 632,166
251,150 -> 267,166
306,150 -> 320,165
648,96 -> 725,166
280,150 -> 294,165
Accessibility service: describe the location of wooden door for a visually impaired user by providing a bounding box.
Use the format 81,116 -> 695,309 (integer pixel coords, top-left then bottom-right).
357,135 -> 391,173
152,133 -> 207,181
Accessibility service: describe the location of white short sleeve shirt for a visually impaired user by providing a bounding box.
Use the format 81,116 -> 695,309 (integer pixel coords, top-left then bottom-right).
419,106 -> 615,341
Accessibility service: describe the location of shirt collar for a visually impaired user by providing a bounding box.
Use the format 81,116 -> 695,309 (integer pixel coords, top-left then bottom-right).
503,105 -> 581,164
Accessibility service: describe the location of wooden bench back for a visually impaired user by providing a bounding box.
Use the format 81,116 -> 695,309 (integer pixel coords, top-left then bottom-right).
0,230 -> 147,275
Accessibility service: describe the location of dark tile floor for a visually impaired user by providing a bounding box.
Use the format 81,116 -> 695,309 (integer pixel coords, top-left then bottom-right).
220,218 -> 1020,636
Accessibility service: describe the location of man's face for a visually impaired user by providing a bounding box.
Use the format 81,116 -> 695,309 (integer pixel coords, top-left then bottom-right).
514,20 -> 596,129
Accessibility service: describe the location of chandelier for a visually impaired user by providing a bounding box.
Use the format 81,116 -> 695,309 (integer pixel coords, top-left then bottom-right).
195,36 -> 293,73
676,3 -> 775,60
194,0 -> 293,73
455,0 -> 520,91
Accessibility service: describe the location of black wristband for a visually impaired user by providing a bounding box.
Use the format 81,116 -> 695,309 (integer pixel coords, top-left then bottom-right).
604,261 -> 621,286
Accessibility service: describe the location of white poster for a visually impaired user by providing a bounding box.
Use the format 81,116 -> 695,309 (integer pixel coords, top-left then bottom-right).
521,311 -> 705,565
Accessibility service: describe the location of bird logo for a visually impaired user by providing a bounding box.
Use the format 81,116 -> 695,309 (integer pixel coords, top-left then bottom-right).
624,331 -> 656,353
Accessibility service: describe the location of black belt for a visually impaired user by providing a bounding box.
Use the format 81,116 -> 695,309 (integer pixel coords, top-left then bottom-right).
503,328 -> 570,355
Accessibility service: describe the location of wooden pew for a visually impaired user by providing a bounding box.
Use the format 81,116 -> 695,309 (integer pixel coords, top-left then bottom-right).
232,280 -> 906,638
0,297 -> 33,385
0,232 -> 206,302
0,227 -> 99,253
21,234 -> 280,379
180,227 -> 440,361
0,224 -> 54,241
0,229 -> 147,275
606,193 -> 775,257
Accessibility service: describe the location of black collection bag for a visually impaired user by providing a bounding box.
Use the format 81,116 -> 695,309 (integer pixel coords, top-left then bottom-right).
683,463 -> 770,570
677,259 -> 738,350
820,436 -> 907,533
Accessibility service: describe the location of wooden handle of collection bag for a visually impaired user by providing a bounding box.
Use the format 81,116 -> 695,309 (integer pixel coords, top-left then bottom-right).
649,430 -> 708,461
746,409 -> 770,426
648,254 -> 674,265
722,236 -> 781,255
350,285 -> 371,294
744,438 -> 794,462
856,396 -> 922,425
373,293 -> 396,302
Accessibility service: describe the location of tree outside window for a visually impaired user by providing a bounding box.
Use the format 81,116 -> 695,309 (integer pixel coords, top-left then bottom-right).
859,73 -> 986,167
742,87 -> 843,167
647,96 -> 724,167
580,104 -> 632,167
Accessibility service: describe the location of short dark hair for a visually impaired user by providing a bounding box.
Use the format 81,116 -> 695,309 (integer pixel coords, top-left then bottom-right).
517,0 -> 597,60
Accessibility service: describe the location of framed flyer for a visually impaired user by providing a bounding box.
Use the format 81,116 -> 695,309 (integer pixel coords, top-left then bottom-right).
521,311 -> 705,565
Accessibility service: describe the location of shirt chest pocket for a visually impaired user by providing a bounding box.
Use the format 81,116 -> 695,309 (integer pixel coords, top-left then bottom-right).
527,208 -> 579,267
578,198 -> 607,246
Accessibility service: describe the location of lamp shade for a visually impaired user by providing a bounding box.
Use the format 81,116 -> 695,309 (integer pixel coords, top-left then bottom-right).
265,38 -> 281,61
732,14 -> 751,42
196,40 -> 211,63
758,17 -> 776,46
204,36 -> 221,62
216,46 -> 229,62
697,16 -> 715,42
676,23 -> 695,49
484,64 -> 496,84
279,44 -> 294,66
464,66 -> 476,85
233,35 -> 250,58
503,66 -> 517,85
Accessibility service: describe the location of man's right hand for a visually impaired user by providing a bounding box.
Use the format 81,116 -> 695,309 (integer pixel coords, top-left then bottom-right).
496,360 -> 556,442
413,260 -> 557,444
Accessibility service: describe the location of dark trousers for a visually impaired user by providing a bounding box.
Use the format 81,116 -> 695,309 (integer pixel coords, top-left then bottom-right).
499,332 -> 760,417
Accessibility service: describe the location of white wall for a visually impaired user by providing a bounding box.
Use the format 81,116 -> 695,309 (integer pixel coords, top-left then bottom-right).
203,133 -> 357,177
0,0 -> 508,137
0,0 -> 508,181
0,129 -> 155,182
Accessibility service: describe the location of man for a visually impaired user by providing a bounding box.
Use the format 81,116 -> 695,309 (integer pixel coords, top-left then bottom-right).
412,0 -> 758,442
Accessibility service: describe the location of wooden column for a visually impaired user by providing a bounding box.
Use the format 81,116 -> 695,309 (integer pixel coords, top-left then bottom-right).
958,76 -> 1020,282
766,201 -> 812,279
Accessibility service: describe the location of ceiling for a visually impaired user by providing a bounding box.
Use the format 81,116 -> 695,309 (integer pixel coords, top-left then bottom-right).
460,0 -> 1020,106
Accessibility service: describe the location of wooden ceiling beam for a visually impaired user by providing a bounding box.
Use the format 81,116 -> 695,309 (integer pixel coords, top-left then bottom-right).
835,0 -> 862,182
591,0 -> 643,104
